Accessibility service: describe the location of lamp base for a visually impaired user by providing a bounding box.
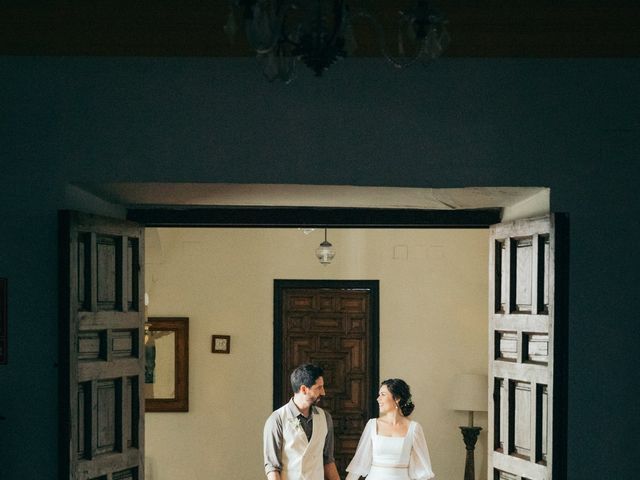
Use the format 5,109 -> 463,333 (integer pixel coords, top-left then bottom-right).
459,426 -> 482,480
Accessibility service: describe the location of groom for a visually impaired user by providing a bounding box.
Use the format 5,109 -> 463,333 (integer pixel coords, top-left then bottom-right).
263,363 -> 341,480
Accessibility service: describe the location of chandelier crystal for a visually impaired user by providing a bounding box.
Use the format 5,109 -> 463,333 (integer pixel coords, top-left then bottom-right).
225,0 -> 449,83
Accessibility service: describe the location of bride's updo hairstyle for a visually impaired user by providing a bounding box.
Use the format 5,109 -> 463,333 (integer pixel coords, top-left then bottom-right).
381,378 -> 415,416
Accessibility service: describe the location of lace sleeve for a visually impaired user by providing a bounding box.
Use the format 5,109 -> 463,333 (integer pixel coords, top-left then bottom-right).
408,422 -> 435,480
345,418 -> 375,480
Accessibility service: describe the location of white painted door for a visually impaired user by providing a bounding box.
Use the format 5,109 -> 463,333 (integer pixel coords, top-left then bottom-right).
488,215 -> 568,480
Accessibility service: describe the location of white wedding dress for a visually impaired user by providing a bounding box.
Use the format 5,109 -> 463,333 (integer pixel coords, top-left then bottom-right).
345,419 -> 435,480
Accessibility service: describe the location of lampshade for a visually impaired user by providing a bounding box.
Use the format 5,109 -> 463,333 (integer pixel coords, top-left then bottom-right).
449,374 -> 488,412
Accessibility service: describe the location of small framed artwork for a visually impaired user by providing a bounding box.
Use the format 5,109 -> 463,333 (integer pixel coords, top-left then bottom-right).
212,335 -> 231,354
0,278 -> 7,365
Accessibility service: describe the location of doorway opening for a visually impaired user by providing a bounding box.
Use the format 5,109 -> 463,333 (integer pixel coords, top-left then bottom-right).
142,226 -> 491,480
62,182 -> 564,480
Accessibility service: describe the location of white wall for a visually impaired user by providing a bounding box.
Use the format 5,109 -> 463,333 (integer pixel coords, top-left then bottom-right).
144,227 -> 488,480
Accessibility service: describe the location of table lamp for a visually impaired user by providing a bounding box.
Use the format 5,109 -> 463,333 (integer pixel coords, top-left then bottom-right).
450,373 -> 488,480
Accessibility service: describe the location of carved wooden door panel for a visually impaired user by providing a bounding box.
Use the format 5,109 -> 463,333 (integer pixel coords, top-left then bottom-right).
488,215 -> 568,480
274,280 -> 379,477
59,211 -> 145,480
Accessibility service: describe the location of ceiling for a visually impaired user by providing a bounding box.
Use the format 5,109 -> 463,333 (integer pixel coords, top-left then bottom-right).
2,1 -> 639,57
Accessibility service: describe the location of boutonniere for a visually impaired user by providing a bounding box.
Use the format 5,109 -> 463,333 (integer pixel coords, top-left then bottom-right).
287,417 -> 302,432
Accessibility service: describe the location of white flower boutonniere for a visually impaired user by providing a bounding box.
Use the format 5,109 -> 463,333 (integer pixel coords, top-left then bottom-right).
287,417 -> 302,432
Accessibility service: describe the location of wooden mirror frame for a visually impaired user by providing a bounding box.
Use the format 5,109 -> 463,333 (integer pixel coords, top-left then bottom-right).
145,317 -> 189,412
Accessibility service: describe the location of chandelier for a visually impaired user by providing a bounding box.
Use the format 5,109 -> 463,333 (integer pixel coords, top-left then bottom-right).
224,0 -> 449,83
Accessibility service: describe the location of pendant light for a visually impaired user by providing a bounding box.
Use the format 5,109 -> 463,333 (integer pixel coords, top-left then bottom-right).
316,228 -> 336,265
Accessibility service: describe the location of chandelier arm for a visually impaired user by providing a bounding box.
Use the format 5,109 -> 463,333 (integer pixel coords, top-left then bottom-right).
277,12 -> 301,49
264,1 -> 345,51
244,18 -> 279,54
309,0 -> 347,52
350,11 -> 425,70
277,1 -> 308,49
328,1 -> 348,52
244,1 -> 297,54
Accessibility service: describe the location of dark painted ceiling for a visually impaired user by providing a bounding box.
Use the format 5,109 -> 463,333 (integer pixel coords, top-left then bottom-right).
2,0 -> 639,57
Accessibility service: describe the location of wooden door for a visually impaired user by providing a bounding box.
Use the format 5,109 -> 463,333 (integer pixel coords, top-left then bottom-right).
488,215 -> 568,480
274,280 -> 379,476
59,211 -> 145,480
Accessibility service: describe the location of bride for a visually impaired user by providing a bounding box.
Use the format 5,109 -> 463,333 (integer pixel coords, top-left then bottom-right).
345,378 -> 435,480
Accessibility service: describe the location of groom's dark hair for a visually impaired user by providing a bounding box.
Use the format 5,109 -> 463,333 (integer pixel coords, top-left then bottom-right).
290,363 -> 324,393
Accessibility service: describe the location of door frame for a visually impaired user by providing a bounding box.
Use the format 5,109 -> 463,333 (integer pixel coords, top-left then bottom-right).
121,204 -> 567,479
128,206 -> 500,228
273,279 -> 380,413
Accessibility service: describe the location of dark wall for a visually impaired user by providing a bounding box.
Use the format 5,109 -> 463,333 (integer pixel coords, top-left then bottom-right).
1,57 -> 639,479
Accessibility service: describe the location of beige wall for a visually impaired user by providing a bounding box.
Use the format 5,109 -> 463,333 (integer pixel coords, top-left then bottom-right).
144,228 -> 489,480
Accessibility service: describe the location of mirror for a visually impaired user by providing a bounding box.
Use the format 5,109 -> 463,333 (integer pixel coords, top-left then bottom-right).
145,317 -> 189,412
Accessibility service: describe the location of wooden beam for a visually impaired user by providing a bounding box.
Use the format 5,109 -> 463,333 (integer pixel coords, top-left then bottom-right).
126,206 -> 501,228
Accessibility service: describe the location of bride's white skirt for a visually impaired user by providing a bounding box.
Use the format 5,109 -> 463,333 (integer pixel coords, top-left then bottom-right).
366,465 -> 411,480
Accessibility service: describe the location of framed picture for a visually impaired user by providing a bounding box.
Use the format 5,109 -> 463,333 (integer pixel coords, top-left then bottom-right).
0,278 -> 7,364
212,334 -> 231,354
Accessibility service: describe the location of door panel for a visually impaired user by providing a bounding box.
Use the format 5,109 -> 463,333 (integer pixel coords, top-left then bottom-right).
488,215 -> 567,480
60,211 -> 145,480
274,280 -> 379,477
